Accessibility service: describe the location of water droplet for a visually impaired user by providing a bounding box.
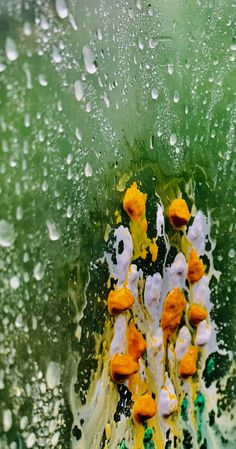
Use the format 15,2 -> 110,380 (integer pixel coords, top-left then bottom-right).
26,432 -> 36,448
230,44 -> 236,51
173,90 -> 180,103
46,362 -> 60,389
103,92 -> 110,108
82,46 -> 97,74
55,0 -> 68,19
228,249 -> 235,258
46,220 -> 60,241
66,205 -> 73,218
38,74 -> 48,86
96,28 -> 103,41
52,46 -> 62,63
167,63 -> 174,75
23,22 -> 32,36
0,63 -> 6,72
85,162 -> 93,177
151,88 -> 159,100
10,275 -> 20,289
16,206 -> 23,220
0,220 -> 15,247
75,128 -> 82,140
170,133 -> 177,145
3,409 -> 12,432
5,37 -> 19,62
74,80 -> 84,101
33,262 -> 44,281
149,38 -> 157,49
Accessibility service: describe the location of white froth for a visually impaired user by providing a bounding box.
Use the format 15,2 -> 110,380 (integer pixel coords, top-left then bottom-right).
195,320 -> 212,346
144,272 -> 163,318
127,264 -> 142,299
110,315 -> 127,355
175,326 -> 191,360
192,275 -> 211,310
187,211 -> 208,255
167,252 -> 187,290
156,203 -> 165,236
159,374 -> 178,416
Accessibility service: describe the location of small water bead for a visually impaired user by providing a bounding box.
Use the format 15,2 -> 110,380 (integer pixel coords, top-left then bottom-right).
0,220 -> 15,247
84,162 -> 93,177
151,88 -> 159,100
38,75 -> 48,86
23,21 -> 32,36
26,433 -> 36,449
82,46 -> 97,74
173,91 -> 180,103
103,93 -> 110,107
3,409 -> 12,432
228,249 -> 235,258
46,362 -> 61,389
55,0 -> 68,19
46,220 -> 60,241
66,205 -> 73,218
167,63 -> 174,75
5,37 -> 19,62
10,276 -> 20,290
74,80 -> 84,101
33,262 -> 44,281
96,28 -> 103,41
0,63 -> 6,72
170,133 -> 177,145
52,46 -> 62,63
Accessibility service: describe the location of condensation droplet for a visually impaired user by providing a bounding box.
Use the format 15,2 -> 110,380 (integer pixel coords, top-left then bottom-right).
74,80 -> 84,101
103,92 -> 110,108
167,63 -> 174,75
84,162 -> 93,177
170,133 -> 177,145
151,88 -> 159,100
26,433 -> 36,449
0,220 -> 15,247
10,276 -> 20,290
82,46 -> 97,74
52,46 -> 62,63
46,362 -> 61,389
5,37 -> 19,62
66,205 -> 73,218
46,220 -> 60,241
173,90 -> 180,103
55,0 -> 68,19
38,75 -> 48,86
23,22 -> 32,36
3,409 -> 12,432
0,63 -> 6,72
33,262 -> 44,281
228,248 -> 235,258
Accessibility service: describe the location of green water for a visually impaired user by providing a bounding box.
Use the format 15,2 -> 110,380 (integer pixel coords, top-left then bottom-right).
0,0 -> 235,448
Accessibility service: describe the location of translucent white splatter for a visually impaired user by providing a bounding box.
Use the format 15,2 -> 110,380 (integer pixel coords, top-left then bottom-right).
0,220 -> 15,247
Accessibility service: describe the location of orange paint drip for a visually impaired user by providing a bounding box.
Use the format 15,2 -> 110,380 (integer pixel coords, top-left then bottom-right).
188,248 -> 205,283
132,393 -> 156,423
161,287 -> 187,340
189,304 -> 208,325
179,345 -> 198,378
127,322 -> 147,362
110,353 -> 139,383
107,286 -> 134,315
169,198 -> 191,229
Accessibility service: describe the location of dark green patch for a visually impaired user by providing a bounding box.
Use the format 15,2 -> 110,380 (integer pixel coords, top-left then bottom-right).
183,430 -> 193,449
181,396 -> 188,422
194,392 -> 205,443
143,427 -> 155,449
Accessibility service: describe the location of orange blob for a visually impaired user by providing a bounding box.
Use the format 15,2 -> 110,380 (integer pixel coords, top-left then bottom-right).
179,345 -> 198,378
110,353 -> 139,383
189,304 -> 208,325
169,198 -> 191,229
188,249 -> 205,283
132,393 -> 156,422
128,322 -> 147,361
123,182 -> 146,221
108,287 -> 135,315
161,288 -> 187,339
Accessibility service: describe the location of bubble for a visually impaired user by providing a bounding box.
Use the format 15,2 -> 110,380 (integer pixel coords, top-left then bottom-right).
85,162 -> 93,177
26,433 -> 36,448
33,262 -> 45,281
55,0 -> 68,19
167,63 -> 174,75
0,220 -> 15,247
151,88 -> 159,100
74,80 -> 84,101
38,75 -> 48,86
5,37 -> 19,62
3,409 -> 12,432
82,46 -> 97,74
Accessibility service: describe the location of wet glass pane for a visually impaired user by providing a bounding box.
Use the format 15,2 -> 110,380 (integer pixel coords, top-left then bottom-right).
0,1 -> 235,449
